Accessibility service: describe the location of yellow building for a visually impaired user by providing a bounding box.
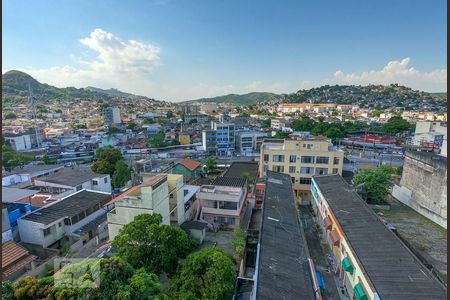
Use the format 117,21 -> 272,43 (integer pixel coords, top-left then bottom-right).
107,173 -> 185,241
179,134 -> 191,145
259,137 -> 344,203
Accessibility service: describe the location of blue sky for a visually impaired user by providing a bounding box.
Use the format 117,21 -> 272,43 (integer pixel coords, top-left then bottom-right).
2,0 -> 447,101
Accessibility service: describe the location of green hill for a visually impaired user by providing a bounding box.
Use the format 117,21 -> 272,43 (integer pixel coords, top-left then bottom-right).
85,86 -> 134,98
185,92 -> 283,106
2,70 -> 156,107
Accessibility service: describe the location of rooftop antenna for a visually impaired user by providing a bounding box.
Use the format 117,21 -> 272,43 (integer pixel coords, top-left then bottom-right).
29,83 -> 42,148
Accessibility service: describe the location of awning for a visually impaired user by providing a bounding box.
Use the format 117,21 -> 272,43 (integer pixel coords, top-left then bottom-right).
324,216 -> 332,230
330,229 -> 340,246
341,257 -> 354,274
354,283 -> 368,300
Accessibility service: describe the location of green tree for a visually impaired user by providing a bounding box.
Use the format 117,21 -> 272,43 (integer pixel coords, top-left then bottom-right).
91,159 -> 115,175
170,247 -> 236,300
126,121 -> 137,130
271,131 -> 290,138
188,119 -> 198,125
353,168 -> 391,204
166,111 -> 174,118
2,138 -> 34,170
116,269 -> 168,300
4,111 -> 17,119
91,146 -> 124,175
14,276 -> 54,300
171,139 -> 181,146
112,214 -> 196,276
112,160 -> 132,188
53,257 -> 168,300
2,281 -> 14,300
383,116 -> 414,133
261,119 -> 271,128
142,118 -> 155,124
149,130 -> 166,148
291,116 -> 316,131
204,156 -> 217,173
108,125 -> 122,133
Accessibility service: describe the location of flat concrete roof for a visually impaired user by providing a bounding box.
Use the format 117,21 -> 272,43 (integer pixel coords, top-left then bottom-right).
2,187 -> 38,203
313,174 -> 447,300
35,166 -> 107,187
255,171 -> 315,300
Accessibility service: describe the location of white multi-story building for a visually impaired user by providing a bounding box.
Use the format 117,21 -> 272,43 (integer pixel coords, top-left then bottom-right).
235,130 -> 268,155
107,174 -> 186,240
413,121 -> 447,151
4,133 -> 32,151
202,121 -> 235,156
103,107 -> 121,127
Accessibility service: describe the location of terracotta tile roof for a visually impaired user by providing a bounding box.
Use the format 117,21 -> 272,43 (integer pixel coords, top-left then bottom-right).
2,241 -> 37,278
178,159 -> 202,171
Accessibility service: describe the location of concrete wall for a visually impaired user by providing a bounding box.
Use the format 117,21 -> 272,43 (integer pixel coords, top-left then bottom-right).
392,152 -> 447,228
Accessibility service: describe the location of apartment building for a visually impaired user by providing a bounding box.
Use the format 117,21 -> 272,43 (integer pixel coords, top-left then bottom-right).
259,137 -> 343,204
107,174 -> 185,240
202,121 -> 235,156
311,175 -> 446,300
197,177 -> 247,228
235,130 -> 268,155
103,107 -> 121,127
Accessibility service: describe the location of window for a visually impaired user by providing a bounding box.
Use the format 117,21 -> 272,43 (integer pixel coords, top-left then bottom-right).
291,177 -> 296,184
289,166 -> 296,173
58,222 -> 62,227
315,168 -> 328,175
299,178 -> 312,185
333,157 -> 340,165
272,165 -> 284,173
43,227 -> 51,236
92,180 -> 98,186
104,177 -> 108,183
272,154 -> 285,162
289,155 -> 297,163
316,156 -> 329,164
263,154 -> 269,162
76,185 -> 82,191
300,167 -> 314,174
301,156 -> 314,163
332,168 -> 339,174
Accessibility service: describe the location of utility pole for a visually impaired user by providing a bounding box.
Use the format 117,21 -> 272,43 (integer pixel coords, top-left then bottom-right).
29,83 -> 41,148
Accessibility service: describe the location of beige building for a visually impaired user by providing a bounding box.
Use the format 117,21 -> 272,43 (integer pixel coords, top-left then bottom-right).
259,137 -> 344,203
107,173 -> 185,240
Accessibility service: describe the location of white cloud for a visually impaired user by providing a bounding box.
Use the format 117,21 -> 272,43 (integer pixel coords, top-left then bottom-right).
19,28 -> 162,94
325,58 -> 447,92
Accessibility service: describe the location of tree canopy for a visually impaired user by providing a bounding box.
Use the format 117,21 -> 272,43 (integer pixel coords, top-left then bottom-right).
383,116 -> 414,133
112,213 -> 196,276
170,247 -> 236,300
91,146 -> 124,176
149,130 -> 166,148
353,168 -> 391,204
204,157 -> 217,173
9,257 -> 168,300
112,160 -> 132,188
2,137 -> 34,170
